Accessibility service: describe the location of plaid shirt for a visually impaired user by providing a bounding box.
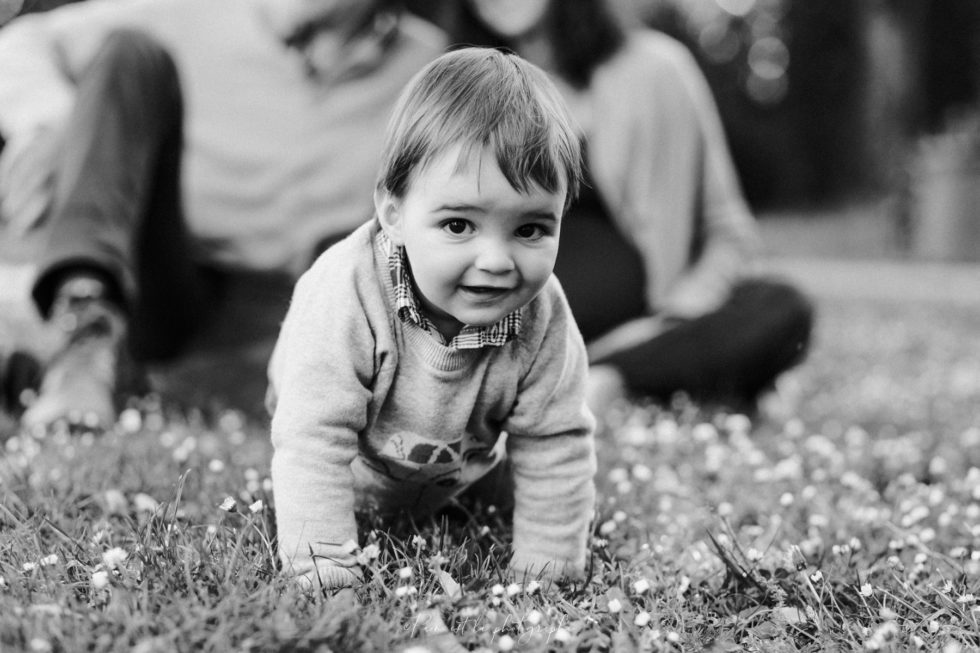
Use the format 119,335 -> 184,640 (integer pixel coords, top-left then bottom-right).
376,229 -> 521,349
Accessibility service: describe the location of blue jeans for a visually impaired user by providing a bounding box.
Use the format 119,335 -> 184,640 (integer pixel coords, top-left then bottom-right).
28,29 -> 294,369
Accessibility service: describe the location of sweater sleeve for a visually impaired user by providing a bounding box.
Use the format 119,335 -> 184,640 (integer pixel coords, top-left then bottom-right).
268,248 -> 379,588
654,38 -> 762,319
0,0 -> 167,138
503,278 -> 597,581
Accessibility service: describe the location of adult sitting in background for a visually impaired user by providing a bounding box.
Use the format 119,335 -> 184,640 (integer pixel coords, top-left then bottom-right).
441,0 -> 814,416
0,0 -> 445,427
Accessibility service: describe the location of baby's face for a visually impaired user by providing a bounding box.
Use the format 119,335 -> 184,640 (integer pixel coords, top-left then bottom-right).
380,145 -> 565,340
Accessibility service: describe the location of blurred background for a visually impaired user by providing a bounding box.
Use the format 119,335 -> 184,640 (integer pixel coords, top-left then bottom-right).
407,0 -> 980,264
13,0 -> 980,263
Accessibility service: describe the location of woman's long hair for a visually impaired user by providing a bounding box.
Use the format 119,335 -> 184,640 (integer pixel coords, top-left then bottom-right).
443,0 -> 626,89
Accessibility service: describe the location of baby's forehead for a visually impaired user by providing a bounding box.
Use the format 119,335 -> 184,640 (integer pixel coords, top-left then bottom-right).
413,144 -> 562,196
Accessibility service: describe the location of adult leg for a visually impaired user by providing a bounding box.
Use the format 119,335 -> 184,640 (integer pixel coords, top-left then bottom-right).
596,278 -> 815,408
24,29 -> 209,428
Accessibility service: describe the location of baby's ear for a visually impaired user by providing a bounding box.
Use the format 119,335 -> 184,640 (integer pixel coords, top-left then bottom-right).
374,188 -> 405,246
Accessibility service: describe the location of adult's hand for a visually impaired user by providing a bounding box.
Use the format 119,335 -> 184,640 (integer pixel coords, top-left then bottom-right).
0,124 -> 61,235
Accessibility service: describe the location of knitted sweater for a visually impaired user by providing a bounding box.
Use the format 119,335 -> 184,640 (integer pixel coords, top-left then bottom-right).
586,31 -> 762,318
267,221 -> 597,588
0,0 -> 445,276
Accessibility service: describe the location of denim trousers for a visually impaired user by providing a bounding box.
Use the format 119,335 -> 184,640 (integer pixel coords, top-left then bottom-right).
27,30 -> 296,367
555,189 -> 813,407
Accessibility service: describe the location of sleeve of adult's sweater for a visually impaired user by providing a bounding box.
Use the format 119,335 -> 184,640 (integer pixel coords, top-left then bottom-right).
657,40 -> 762,319
268,250 -> 379,588
504,278 -> 597,581
0,0 -> 164,138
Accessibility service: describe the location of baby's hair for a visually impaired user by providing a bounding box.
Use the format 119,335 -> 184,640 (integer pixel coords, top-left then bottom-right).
377,47 -> 582,211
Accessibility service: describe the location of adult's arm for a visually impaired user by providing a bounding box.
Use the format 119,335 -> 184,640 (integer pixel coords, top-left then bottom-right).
655,36 -> 761,320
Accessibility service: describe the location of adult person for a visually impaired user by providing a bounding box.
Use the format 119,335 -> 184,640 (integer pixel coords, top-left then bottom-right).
0,0 -> 445,428
439,0 -> 814,415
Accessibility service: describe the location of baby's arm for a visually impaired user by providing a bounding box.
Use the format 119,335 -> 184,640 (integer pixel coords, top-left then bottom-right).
269,261 -> 377,589
505,281 -> 597,581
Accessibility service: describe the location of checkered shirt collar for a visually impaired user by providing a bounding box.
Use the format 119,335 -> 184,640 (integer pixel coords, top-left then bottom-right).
376,228 -> 521,349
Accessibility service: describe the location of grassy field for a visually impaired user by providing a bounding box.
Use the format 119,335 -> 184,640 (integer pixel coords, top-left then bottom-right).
1,294 -> 979,652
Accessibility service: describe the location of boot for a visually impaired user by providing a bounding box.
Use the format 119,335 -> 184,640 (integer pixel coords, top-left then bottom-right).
21,276 -> 130,432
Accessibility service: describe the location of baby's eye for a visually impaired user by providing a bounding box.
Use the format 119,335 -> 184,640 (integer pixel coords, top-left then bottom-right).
515,223 -> 549,240
442,219 -> 472,235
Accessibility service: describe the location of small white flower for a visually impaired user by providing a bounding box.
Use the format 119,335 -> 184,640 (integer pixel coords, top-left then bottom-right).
103,489 -> 128,515
91,570 -> 110,589
497,634 -> 515,651
355,543 -> 380,566
599,520 -> 617,536
780,492 -> 795,507
692,422 -> 718,442
479,526 -> 491,537
217,497 -> 237,512
22,562 -> 37,572
491,583 -> 504,596
525,580 -> 541,595
724,414 -> 751,433
40,554 -> 59,567
608,467 -> 629,484
956,594 -> 976,604
552,627 -> 571,645
746,548 -> 764,562
666,631 -> 681,643
132,493 -> 159,513
208,459 -> 225,473
0,576 -> 6,589
102,547 -> 128,569
118,408 -> 142,433
928,620 -> 940,633
526,609 -> 542,626
632,464 -> 653,482
397,566 -> 413,581
248,500 -> 264,514
28,639 -> 52,653
634,611 -> 652,627
860,583 -> 873,597
506,583 -> 521,597
607,598 -> 623,614
633,578 -> 651,595
717,502 -> 733,517
809,570 -> 824,583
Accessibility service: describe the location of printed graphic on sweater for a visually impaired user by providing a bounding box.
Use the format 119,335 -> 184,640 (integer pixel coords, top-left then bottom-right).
363,430 -> 504,489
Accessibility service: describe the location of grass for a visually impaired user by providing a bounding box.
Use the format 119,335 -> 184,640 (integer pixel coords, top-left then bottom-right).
1,295 -> 979,652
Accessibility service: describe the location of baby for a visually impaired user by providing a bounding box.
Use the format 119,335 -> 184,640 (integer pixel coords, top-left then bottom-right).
267,47 -> 596,589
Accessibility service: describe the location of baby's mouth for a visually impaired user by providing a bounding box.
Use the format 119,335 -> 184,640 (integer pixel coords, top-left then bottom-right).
460,285 -> 513,297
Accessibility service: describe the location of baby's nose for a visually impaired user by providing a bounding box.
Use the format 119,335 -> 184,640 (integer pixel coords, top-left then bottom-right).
475,240 -> 516,273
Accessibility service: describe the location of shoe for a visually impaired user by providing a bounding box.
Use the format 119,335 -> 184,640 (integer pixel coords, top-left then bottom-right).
1,349 -> 43,416
21,279 -> 128,432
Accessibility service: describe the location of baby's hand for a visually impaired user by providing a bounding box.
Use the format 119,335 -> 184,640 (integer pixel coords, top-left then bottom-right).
294,563 -> 361,594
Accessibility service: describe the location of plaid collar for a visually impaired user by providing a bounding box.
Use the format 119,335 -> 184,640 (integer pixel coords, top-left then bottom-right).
376,228 -> 521,349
